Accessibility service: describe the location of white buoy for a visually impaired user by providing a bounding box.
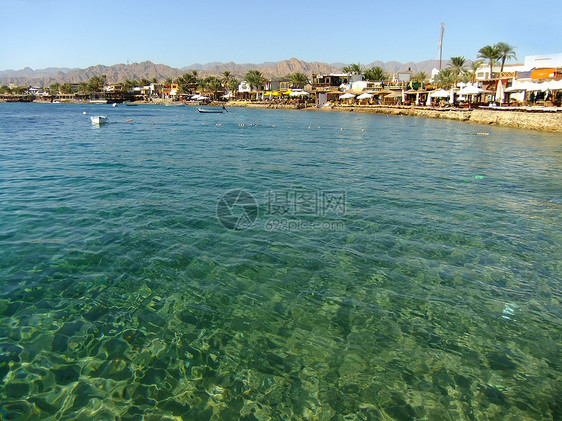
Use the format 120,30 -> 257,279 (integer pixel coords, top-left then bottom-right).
112,103 -> 117,107
83,111 -> 87,115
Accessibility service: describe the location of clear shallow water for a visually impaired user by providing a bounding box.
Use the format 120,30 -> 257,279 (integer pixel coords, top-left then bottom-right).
0,102 -> 561,420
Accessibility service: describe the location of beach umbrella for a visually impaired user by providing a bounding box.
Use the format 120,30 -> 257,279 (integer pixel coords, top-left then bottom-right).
339,93 -> 356,99
283,90 -> 292,95
458,86 -> 484,95
191,94 -> 201,99
222,93 -> 234,98
357,93 -> 373,100
429,89 -> 451,98
290,91 -> 309,96
505,85 -> 526,92
385,91 -> 403,98
495,81 -> 505,103
198,96 -> 209,100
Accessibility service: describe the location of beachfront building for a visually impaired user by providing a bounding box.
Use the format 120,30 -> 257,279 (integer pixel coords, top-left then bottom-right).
475,53 -> 562,105
312,73 -> 350,90
162,83 -> 178,98
476,53 -> 562,81
312,73 -> 351,106
105,84 -> 124,92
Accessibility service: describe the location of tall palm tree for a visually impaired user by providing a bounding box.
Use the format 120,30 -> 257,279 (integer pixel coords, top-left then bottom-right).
477,45 -> 501,79
434,68 -> 455,89
467,59 -> 483,84
244,70 -> 265,91
228,79 -> 239,95
48,83 -> 61,95
60,83 -> 73,94
221,71 -> 232,89
495,42 -> 517,72
363,66 -> 386,82
204,76 -> 222,100
78,82 -> 89,94
342,63 -> 362,75
449,56 -> 466,86
289,72 -> 309,89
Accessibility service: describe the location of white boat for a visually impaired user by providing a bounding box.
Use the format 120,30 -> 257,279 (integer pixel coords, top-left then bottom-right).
89,99 -> 108,104
90,115 -> 109,125
197,106 -> 227,113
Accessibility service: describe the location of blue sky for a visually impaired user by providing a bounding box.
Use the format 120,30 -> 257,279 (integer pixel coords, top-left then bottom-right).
1,0 -> 561,70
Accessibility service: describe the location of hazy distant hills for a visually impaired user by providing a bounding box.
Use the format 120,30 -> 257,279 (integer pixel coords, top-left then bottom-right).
0,58 -> 443,86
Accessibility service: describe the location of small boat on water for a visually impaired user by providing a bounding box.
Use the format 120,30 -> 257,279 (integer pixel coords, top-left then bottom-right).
197,107 -> 227,113
91,115 -> 109,125
165,102 -> 185,107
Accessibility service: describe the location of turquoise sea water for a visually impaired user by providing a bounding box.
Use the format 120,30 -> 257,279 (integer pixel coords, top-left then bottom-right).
0,103 -> 561,420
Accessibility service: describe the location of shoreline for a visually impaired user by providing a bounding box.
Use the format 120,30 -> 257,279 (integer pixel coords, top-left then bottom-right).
6,99 -> 562,132
224,101 -> 562,133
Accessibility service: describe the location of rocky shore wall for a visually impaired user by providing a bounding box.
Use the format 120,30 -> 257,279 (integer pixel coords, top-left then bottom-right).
226,101 -> 562,133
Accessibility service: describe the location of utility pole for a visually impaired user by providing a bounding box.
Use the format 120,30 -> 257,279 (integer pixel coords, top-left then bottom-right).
438,23 -> 445,70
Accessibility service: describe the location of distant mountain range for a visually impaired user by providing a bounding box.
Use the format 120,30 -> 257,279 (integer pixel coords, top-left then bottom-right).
0,58 -> 443,86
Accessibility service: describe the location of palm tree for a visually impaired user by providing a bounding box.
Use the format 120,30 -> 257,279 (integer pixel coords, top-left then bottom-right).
434,68 -> 455,89
228,78 -> 239,95
466,60 -> 483,84
495,42 -> 517,72
244,70 -> 265,91
288,72 -> 309,89
87,75 -> 106,92
413,71 -> 427,83
363,66 -> 386,82
123,79 -> 138,91
221,71 -> 232,89
60,83 -> 73,94
342,63 -> 362,75
477,45 -> 501,79
78,82 -> 89,95
48,83 -> 60,95
12,86 -> 26,95
449,56 -> 466,86
197,78 -> 208,91
204,76 -> 222,99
